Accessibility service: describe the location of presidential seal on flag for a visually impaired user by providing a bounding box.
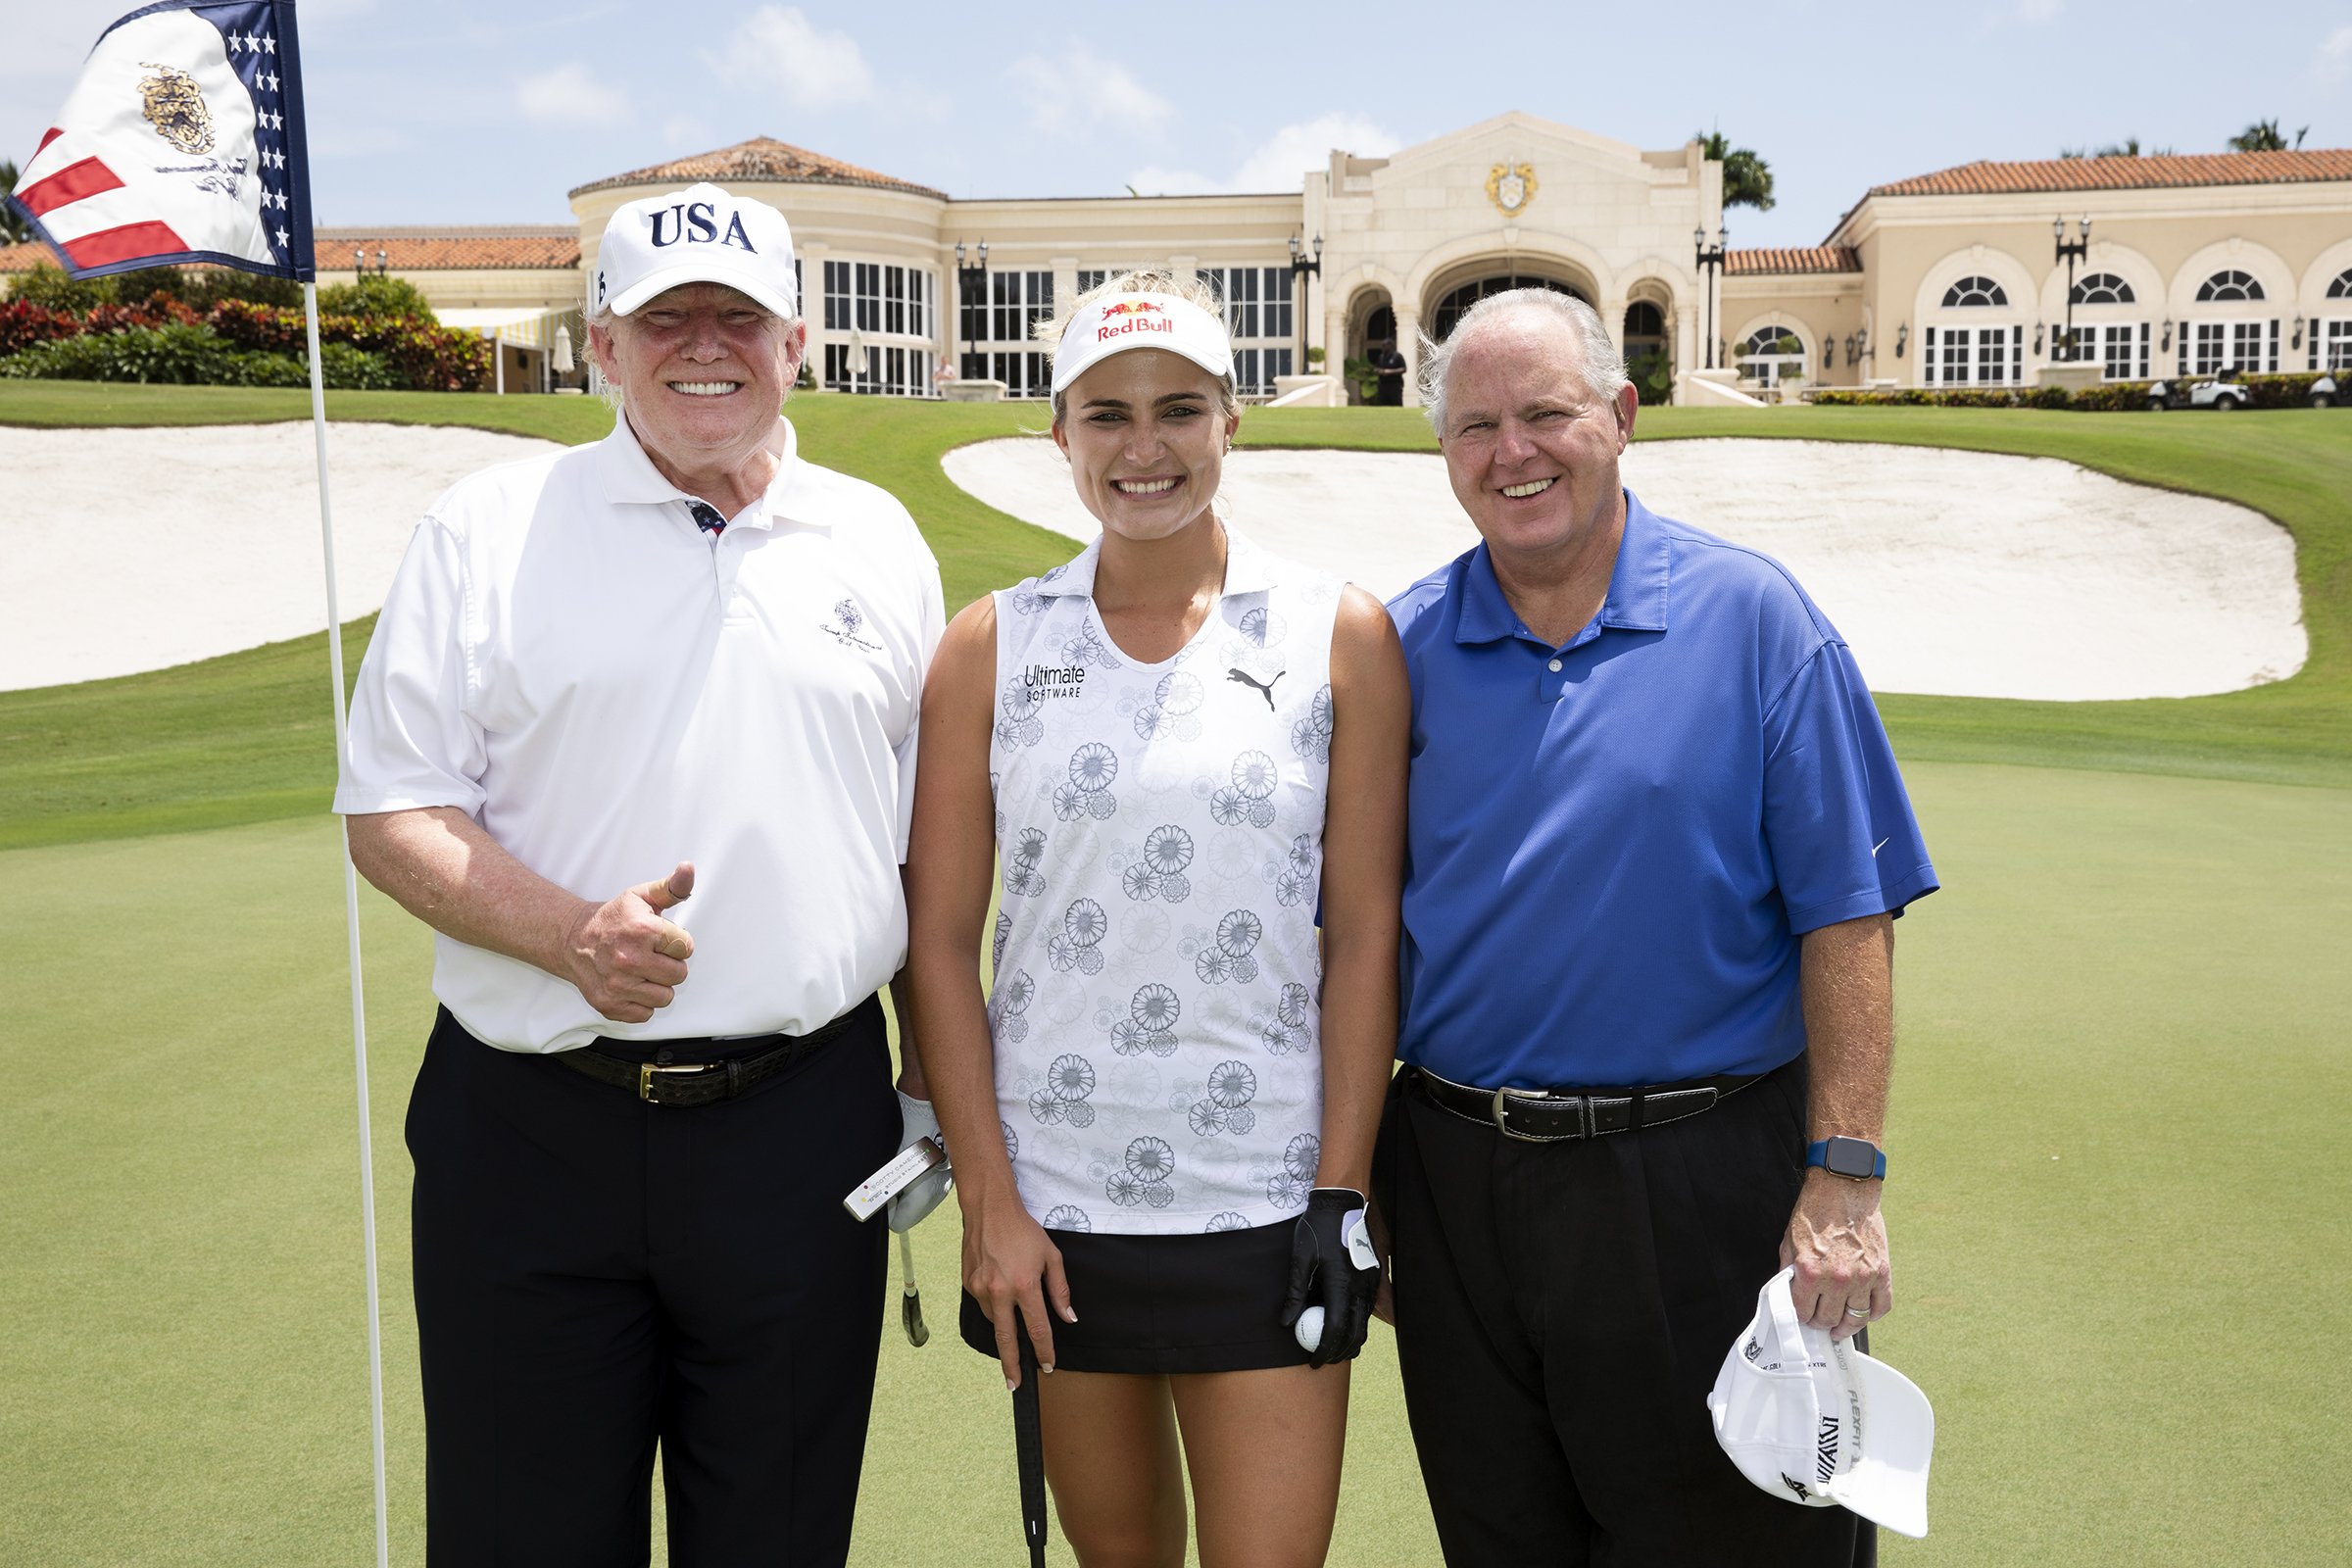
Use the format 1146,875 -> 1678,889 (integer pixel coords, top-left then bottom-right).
4,0 -> 313,280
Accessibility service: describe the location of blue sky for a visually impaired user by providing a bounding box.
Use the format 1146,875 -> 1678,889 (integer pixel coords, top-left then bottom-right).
6,0 -> 2349,248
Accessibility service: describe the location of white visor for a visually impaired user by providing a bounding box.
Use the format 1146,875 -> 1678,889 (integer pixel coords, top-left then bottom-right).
1049,292 -> 1234,395
1708,1266 -> 1935,1539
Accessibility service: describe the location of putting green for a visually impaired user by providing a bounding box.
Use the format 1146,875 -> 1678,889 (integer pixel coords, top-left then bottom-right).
6,760 -> 2345,1565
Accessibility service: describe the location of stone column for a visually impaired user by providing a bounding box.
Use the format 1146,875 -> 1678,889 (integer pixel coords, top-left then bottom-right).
1675,300 -> 1699,406
1397,306 -> 1423,408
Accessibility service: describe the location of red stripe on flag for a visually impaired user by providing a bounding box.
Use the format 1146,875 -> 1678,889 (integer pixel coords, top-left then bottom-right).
35,126 -> 64,155
17,156 -> 125,217
63,220 -> 191,270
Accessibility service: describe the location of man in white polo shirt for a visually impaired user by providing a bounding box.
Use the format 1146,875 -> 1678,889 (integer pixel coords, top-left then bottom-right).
336,182 -> 944,1566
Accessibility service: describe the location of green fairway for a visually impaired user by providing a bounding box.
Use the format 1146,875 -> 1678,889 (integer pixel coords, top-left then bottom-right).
6,760 -> 2346,1565
4,386 -> 2350,850
5,384 -> 2348,1561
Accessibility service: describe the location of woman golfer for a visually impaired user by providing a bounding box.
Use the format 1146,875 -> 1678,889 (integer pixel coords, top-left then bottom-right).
905,270 -> 1407,1566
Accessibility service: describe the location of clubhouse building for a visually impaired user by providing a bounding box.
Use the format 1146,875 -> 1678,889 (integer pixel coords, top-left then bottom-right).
10,112 -> 2350,403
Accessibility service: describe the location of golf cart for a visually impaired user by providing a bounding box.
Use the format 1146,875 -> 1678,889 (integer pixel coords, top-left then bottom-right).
2144,367 -> 2251,412
2310,374 -> 2341,409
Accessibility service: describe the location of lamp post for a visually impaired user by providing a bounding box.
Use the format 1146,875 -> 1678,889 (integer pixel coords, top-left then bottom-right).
1288,231 -> 1322,384
955,239 -> 989,380
2053,216 -> 2090,361
1692,226 -> 1727,368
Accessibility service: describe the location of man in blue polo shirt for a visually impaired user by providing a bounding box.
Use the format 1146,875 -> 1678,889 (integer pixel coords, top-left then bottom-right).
1378,288 -> 1936,1564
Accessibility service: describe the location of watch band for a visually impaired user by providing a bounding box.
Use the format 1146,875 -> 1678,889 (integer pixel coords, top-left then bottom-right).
1805,1137 -> 1887,1181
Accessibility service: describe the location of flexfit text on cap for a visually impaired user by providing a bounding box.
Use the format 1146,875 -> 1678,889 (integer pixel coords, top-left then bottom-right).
1708,1266 -> 1935,1539
1048,291 -> 1235,395
594,182 -> 798,319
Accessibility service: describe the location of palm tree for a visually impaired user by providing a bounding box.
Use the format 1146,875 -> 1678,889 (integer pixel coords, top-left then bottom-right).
2227,120 -> 2306,153
0,161 -> 32,245
1694,128 -> 1775,212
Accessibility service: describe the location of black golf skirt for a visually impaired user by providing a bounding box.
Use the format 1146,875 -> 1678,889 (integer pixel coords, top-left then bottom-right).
958,1219 -> 1313,1375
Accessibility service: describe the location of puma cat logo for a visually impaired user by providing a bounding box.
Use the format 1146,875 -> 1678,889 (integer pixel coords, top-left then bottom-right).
1227,667 -> 1282,710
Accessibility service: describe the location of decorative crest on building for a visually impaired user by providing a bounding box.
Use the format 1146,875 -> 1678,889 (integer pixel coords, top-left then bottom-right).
1486,162 -> 1537,217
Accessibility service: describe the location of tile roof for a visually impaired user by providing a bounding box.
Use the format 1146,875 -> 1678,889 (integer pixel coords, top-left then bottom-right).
0,232 -> 580,271
1726,245 -> 1861,276
570,137 -> 947,201
1868,150 -> 2352,198
313,227 -> 579,270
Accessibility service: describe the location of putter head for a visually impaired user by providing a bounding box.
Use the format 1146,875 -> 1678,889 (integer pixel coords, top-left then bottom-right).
902,1283 -> 930,1348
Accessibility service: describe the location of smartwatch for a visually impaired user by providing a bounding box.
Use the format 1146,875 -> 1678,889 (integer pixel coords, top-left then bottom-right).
1804,1136 -> 1886,1181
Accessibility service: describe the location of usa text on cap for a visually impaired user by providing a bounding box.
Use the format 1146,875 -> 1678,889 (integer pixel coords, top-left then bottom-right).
594,182 -> 799,320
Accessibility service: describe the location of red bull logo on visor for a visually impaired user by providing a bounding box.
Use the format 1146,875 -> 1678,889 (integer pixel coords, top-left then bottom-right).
1096,297 -> 1174,342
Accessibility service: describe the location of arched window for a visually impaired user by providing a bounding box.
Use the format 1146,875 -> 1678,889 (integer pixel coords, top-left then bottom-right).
2194,270 -> 2264,303
1428,275 -> 1587,341
1735,323 -> 1806,387
2070,272 -> 2134,306
1940,275 -> 2008,308
2328,270 -> 2352,300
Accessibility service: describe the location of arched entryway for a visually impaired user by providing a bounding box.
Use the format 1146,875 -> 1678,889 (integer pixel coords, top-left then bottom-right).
1344,287 -> 1405,406
1426,271 -> 1591,341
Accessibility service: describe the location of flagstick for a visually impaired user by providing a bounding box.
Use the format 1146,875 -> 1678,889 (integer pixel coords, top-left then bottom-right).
304,281 -> 390,1568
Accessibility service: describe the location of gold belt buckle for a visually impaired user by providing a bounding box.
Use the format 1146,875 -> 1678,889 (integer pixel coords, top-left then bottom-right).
639,1062 -> 707,1102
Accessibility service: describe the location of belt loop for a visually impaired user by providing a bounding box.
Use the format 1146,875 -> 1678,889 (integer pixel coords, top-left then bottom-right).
725,1057 -> 744,1101
1576,1096 -> 1594,1140
1629,1089 -> 1645,1131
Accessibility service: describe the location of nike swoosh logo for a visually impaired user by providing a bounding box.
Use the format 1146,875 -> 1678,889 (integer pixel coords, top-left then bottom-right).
1872,837 -> 1889,857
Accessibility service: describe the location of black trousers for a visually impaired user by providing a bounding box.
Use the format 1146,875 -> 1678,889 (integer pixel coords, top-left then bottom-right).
406,998 -> 897,1568
1379,1056 -> 1873,1567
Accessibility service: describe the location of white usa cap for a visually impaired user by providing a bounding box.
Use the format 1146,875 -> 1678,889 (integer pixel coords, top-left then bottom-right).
1049,291 -> 1234,395
593,182 -> 798,319
1708,1266 -> 1935,1539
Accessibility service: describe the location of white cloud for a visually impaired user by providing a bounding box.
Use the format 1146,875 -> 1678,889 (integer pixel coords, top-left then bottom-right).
709,6 -> 873,109
2318,24 -> 2352,83
1130,114 -> 1401,197
2008,0 -> 2062,21
1005,50 -> 1172,139
517,62 -> 630,126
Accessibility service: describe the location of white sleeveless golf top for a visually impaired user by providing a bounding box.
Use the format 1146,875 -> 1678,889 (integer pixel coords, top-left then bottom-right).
987,526 -> 1342,1235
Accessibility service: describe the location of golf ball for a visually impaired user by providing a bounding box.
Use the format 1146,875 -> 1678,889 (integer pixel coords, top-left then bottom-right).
1295,1305 -> 1325,1352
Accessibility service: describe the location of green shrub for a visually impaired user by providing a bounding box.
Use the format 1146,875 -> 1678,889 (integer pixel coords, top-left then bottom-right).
2241,372 -> 2324,410
0,322 -> 302,385
316,341 -> 399,390
314,274 -> 438,322
1625,348 -> 1674,407
9,261 -> 116,313
108,264 -> 303,311
2067,380 -> 2158,412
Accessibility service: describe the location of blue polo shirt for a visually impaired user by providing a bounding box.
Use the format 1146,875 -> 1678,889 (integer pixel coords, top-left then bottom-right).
1388,489 -> 1936,1090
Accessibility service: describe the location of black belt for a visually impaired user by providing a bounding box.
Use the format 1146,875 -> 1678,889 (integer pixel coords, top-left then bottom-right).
1408,1063 -> 1757,1143
551,995 -> 876,1106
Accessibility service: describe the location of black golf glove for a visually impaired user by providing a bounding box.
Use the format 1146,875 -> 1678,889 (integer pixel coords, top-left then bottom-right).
1281,1186 -> 1381,1368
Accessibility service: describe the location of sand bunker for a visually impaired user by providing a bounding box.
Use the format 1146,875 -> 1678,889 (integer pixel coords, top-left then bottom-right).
0,424 -> 2305,703
0,422 -> 563,692
943,436 -> 2306,702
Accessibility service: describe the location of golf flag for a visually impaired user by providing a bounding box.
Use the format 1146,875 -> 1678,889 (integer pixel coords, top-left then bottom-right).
6,0 -> 314,280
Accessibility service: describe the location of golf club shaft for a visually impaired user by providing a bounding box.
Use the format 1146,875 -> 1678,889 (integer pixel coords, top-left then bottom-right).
899,1227 -> 928,1348
1014,1327 -> 1048,1567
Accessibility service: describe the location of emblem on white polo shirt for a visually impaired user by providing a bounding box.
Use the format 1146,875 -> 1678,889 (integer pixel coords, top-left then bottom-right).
1486,162 -> 1537,217
816,597 -> 881,651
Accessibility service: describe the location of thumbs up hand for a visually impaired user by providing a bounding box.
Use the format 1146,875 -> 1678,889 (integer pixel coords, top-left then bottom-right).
564,860 -> 698,1023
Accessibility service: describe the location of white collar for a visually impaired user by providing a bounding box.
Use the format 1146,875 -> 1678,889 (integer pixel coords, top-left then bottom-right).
589,412 -> 821,532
